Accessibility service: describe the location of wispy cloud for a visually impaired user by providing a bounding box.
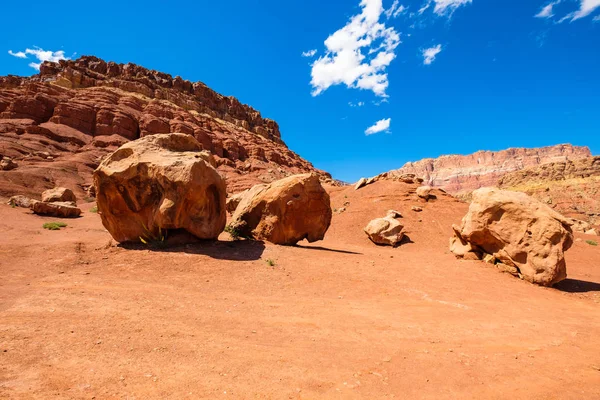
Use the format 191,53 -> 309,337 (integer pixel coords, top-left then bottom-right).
302,49 -> 317,58
546,0 -> 600,22
309,0 -> 401,98
594,14 -> 600,21
422,44 -> 442,65
349,101 -> 365,107
365,118 -> 391,135
569,0 -> 600,21
8,47 -> 70,70
418,0 -> 473,17
535,0 -> 561,18
8,50 -> 27,59
385,0 -> 407,18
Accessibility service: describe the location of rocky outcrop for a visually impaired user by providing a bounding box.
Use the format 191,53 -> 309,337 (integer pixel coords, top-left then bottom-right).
364,211 -> 404,246
229,173 -> 332,245
498,156 -> 600,225
394,145 -> 591,195
450,188 -> 574,286
0,56 -> 333,199
93,133 -> 226,243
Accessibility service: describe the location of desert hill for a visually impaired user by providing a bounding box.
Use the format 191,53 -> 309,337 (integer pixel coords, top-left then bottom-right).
0,56 -> 332,198
1,179 -> 599,398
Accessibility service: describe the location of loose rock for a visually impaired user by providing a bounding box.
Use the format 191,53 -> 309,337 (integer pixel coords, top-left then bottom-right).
42,187 -> 77,204
30,200 -> 81,218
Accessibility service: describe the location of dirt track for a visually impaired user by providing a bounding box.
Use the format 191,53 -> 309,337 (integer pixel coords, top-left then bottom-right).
1,181 -> 599,399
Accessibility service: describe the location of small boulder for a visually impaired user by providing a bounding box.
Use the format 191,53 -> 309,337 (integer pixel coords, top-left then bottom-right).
30,200 -> 81,218
364,215 -> 404,246
0,157 -> 18,171
416,186 -> 432,200
585,228 -> 598,236
229,173 -> 331,245
7,195 -> 33,208
42,187 -> 77,204
387,210 -> 402,218
411,206 -> 423,212
450,188 -> 573,286
93,133 -> 227,243
354,177 -> 367,190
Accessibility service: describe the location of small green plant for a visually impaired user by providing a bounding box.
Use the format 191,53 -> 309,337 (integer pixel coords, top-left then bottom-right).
586,240 -> 598,246
224,224 -> 242,240
90,205 -> 98,213
265,258 -> 276,267
43,222 -> 67,230
10,201 -> 16,208
139,224 -> 167,247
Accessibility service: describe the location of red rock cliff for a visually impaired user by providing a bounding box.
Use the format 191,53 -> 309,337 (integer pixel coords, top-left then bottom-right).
0,56 -> 332,197
393,144 -> 592,194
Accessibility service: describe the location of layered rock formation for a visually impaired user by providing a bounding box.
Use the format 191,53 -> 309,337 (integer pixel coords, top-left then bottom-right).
498,156 -> 600,225
394,145 -> 591,195
0,56 -> 331,199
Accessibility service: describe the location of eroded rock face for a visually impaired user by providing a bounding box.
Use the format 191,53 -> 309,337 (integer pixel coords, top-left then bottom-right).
226,184 -> 267,214
394,145 -> 591,195
42,187 -> 76,203
30,200 -> 81,218
364,211 -> 404,246
450,188 -> 574,286
93,133 -> 226,243
229,173 -> 331,245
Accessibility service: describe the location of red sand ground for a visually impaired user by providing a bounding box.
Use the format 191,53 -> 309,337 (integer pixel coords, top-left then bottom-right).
1,180 -> 599,399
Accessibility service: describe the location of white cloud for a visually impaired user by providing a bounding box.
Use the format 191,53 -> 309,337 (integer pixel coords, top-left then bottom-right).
309,0 -> 401,98
422,44 -> 442,65
594,14 -> 600,21
535,1 -> 561,18
7,47 -> 70,70
365,118 -> 391,135
302,49 -> 317,58
418,2 -> 431,14
385,0 -> 407,18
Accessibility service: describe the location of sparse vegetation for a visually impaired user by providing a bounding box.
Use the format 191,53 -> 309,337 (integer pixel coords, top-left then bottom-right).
84,197 -> 95,203
265,258 -> 276,267
43,222 -> 67,230
90,205 -> 98,213
139,224 -> 168,247
586,240 -> 598,246
225,224 -> 242,240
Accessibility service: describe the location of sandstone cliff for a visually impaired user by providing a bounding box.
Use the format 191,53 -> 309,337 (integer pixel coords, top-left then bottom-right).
393,144 -> 591,194
0,56 -> 331,197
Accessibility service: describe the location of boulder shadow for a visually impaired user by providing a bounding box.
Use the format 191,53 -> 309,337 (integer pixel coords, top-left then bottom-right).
554,278 -> 600,293
119,236 -> 265,261
294,244 -> 362,255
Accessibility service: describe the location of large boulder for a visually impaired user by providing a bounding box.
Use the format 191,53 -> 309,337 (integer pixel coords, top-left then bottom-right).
450,188 -> 573,286
42,187 -> 77,204
229,173 -> 331,245
364,211 -> 404,246
8,195 -> 33,208
93,133 -> 227,243
30,200 -> 81,218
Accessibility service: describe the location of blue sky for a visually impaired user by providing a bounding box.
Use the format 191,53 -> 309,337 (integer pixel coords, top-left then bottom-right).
1,0 -> 599,182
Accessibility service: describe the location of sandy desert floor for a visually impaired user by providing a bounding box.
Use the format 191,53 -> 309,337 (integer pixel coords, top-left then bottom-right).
1,181 -> 599,399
